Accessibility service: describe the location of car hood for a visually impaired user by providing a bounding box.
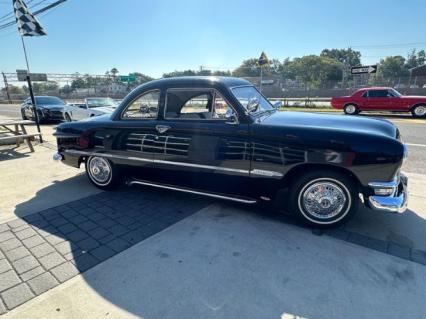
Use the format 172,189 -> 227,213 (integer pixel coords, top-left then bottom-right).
258,111 -> 397,139
37,104 -> 66,111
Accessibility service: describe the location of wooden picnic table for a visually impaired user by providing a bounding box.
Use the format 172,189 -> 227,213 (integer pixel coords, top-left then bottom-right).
0,119 -> 42,152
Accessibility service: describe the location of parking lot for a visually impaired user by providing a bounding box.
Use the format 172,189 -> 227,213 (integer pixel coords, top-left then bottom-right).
0,104 -> 426,318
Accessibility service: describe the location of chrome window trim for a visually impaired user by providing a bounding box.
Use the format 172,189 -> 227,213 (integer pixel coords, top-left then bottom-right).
163,87 -> 239,123
120,89 -> 161,120
63,149 -> 283,178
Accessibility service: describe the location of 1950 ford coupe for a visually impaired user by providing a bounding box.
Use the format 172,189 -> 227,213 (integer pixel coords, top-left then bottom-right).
53,77 -> 408,227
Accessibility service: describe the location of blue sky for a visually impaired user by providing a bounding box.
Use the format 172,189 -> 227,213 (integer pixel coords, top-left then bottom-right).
0,0 -> 425,78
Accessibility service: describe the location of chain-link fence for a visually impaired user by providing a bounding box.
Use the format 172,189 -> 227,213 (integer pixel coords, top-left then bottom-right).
245,75 -> 426,98
1,72 -> 426,103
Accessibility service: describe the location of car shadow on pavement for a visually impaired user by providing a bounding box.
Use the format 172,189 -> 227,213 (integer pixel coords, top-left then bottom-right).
13,174 -> 100,219
1,176 -> 426,315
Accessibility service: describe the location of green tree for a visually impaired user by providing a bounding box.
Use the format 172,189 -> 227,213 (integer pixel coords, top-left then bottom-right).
110,68 -> 119,78
377,56 -> 409,78
287,55 -> 343,88
232,58 -> 260,77
162,70 -> 197,78
5,85 -> 24,94
406,49 -> 426,69
320,48 -> 361,67
232,57 -> 281,77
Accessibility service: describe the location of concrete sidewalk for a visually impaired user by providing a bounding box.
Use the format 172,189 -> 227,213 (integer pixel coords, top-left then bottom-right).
3,204 -> 426,319
0,122 -> 101,223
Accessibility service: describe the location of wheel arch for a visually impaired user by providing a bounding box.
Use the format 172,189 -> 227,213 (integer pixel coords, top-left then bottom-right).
409,102 -> 426,110
279,163 -> 361,191
343,102 -> 359,108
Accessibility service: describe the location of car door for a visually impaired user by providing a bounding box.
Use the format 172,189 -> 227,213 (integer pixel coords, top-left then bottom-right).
366,89 -> 393,110
70,103 -> 89,120
106,89 -> 161,179
151,88 -> 252,197
22,98 -> 33,118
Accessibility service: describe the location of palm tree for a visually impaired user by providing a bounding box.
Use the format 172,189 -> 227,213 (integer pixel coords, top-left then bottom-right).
110,68 -> 119,78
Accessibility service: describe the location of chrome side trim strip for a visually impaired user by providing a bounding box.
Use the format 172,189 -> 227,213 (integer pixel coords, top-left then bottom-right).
127,179 -> 257,204
64,149 -> 283,178
250,169 -> 283,178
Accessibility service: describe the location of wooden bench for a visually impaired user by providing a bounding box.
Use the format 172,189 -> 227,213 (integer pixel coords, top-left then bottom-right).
0,120 -> 42,152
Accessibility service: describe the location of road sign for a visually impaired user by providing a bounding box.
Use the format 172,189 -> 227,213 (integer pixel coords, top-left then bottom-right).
16,70 -> 47,81
119,74 -> 136,83
351,65 -> 377,75
258,52 -> 269,66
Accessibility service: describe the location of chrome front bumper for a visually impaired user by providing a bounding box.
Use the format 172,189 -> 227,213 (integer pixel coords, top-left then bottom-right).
368,173 -> 408,213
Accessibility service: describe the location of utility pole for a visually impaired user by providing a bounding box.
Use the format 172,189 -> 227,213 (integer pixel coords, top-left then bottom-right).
2,72 -> 12,104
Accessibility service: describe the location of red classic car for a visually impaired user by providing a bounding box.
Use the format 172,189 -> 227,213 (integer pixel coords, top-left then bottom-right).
331,87 -> 426,118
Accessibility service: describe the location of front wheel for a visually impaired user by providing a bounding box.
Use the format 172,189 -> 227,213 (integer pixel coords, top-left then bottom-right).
21,110 -> 27,120
411,105 -> 426,118
343,104 -> 359,115
85,156 -> 122,190
288,170 -> 358,228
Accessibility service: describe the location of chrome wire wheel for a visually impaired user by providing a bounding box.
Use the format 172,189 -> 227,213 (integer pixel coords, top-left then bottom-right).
414,105 -> 426,117
298,178 -> 351,223
88,156 -> 112,186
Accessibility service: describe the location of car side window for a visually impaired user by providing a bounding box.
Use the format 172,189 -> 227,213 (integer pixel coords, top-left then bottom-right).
165,89 -> 233,120
368,90 -> 389,98
362,91 -> 369,98
122,90 -> 160,119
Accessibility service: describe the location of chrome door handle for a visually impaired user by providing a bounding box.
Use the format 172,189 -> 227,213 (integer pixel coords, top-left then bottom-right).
156,125 -> 171,134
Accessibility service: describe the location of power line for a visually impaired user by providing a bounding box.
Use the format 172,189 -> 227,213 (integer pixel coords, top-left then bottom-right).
0,0 -> 66,31
0,0 -> 36,23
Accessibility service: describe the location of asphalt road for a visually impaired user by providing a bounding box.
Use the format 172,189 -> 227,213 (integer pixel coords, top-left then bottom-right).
1,103 -> 424,173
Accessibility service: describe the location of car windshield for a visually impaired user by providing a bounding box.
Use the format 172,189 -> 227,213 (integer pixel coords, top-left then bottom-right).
390,88 -> 402,97
86,98 -> 116,108
231,86 -> 274,115
35,97 -> 65,105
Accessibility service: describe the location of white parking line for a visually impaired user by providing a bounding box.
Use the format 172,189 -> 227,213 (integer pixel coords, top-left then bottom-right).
406,143 -> 426,148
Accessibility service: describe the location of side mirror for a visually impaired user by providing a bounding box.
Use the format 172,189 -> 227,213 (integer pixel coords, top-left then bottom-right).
139,105 -> 150,114
225,107 -> 237,123
247,98 -> 260,113
273,101 -> 283,109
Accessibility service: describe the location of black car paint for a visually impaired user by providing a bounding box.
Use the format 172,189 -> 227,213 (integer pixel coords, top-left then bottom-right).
21,96 -> 68,122
55,77 -> 405,201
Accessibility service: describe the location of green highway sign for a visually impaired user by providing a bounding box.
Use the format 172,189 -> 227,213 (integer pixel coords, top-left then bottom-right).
119,74 -> 136,83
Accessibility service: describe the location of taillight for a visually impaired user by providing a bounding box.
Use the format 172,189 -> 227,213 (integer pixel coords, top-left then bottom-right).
79,130 -> 93,149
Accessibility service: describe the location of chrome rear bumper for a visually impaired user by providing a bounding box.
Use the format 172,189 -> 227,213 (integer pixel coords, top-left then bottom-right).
368,173 -> 408,213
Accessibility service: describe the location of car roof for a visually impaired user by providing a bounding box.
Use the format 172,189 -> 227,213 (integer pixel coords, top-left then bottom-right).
33,95 -> 61,98
357,87 -> 393,91
142,76 -> 252,89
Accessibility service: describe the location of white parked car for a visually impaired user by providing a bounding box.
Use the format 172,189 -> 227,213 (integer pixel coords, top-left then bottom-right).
68,97 -> 118,120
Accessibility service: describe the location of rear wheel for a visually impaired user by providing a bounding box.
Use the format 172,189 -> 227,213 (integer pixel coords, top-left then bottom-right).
288,170 -> 358,228
343,104 -> 359,115
411,105 -> 426,118
85,156 -> 122,190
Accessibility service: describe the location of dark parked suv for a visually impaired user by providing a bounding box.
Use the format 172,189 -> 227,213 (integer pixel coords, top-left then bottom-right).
53,77 -> 408,227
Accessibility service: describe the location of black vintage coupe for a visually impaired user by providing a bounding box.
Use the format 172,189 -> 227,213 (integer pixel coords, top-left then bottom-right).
53,77 -> 408,227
